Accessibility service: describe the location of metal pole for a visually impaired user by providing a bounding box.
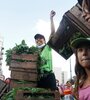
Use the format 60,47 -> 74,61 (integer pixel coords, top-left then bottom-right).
70,58 -> 72,79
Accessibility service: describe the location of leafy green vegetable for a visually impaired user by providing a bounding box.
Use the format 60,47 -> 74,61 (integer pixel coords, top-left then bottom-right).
2,88 -> 18,100
2,87 -> 53,100
5,40 -> 39,66
5,49 -> 13,65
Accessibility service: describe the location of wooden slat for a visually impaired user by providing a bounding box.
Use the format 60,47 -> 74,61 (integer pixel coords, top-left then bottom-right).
11,70 -> 38,81
15,90 -> 55,100
10,79 -> 37,89
65,4 -> 90,36
11,54 -> 38,61
10,60 -> 37,69
9,67 -> 37,73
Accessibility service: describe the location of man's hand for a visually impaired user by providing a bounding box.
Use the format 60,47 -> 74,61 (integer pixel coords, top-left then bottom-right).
49,10 -> 56,40
50,10 -> 56,19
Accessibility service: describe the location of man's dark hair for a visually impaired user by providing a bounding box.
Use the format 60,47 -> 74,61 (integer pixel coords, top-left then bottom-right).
34,33 -> 45,40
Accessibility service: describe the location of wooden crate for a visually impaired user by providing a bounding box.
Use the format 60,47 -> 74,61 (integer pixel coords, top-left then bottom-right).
67,3 -> 90,35
11,54 -> 38,61
10,79 -> 37,88
10,67 -> 37,73
0,79 -> 7,93
9,53 -> 38,82
10,70 -> 38,82
10,60 -> 37,69
55,91 -> 60,100
15,90 -> 55,100
0,79 -> 8,98
48,3 -> 90,60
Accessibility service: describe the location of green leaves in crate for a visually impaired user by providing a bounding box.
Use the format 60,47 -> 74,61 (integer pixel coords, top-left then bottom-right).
28,46 -> 39,54
5,40 -> 39,66
5,49 -> 12,66
2,88 -> 18,100
13,40 -> 29,54
2,87 -> 53,100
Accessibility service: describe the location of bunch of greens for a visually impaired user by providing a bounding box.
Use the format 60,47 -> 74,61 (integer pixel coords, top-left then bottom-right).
2,87 -> 53,100
5,40 -> 39,65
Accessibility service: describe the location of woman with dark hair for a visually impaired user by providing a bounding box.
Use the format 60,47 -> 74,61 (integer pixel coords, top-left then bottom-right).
71,37 -> 90,100
78,0 -> 90,22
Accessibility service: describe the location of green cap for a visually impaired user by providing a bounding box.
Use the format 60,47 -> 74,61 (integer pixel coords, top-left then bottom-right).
71,37 -> 90,48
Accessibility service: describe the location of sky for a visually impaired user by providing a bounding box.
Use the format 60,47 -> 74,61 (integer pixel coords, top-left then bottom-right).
0,0 -> 77,79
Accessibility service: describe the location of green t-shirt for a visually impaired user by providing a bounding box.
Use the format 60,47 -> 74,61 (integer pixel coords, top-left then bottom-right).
39,45 -> 52,73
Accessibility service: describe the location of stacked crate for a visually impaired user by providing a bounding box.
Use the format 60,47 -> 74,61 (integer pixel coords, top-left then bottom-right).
15,90 -> 54,100
8,53 -> 60,100
9,54 -> 38,88
48,3 -> 90,60
15,90 -> 60,100
0,79 -> 9,99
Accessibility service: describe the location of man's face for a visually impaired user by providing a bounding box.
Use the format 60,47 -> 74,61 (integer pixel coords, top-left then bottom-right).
77,45 -> 90,68
35,38 -> 45,46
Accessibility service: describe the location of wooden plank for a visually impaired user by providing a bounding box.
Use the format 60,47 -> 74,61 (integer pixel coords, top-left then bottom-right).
9,67 -> 37,73
65,4 -> 90,36
11,54 -> 38,61
15,90 -> 55,100
0,84 -> 9,99
10,80 -> 37,89
0,79 -> 7,93
11,70 -> 38,81
10,60 -> 37,69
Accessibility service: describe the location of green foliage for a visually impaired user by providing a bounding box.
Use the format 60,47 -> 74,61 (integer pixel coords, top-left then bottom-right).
13,40 -> 30,54
70,32 -> 87,43
5,49 -> 13,65
5,40 -> 39,66
28,46 -> 39,54
2,87 -> 52,100
2,88 -> 18,100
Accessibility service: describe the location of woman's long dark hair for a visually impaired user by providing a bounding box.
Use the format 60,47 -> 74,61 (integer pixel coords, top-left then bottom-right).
78,0 -> 90,11
86,0 -> 90,11
73,50 -> 87,99
83,0 -> 90,12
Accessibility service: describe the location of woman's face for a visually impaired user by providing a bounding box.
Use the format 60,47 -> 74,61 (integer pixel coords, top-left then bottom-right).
77,45 -> 90,68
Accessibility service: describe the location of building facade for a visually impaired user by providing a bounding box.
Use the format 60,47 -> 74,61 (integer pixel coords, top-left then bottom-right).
0,37 -> 4,80
54,67 -> 68,85
61,71 -> 68,84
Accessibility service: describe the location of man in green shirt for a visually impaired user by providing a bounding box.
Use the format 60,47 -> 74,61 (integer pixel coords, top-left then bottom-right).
34,10 -> 57,91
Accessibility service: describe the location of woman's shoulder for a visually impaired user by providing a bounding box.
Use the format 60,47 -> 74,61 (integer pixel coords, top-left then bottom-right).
79,85 -> 90,100
79,85 -> 90,90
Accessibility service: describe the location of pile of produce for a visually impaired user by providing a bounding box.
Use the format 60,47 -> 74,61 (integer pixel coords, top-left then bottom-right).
2,87 -> 54,100
4,40 -> 54,100
5,40 -> 39,65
